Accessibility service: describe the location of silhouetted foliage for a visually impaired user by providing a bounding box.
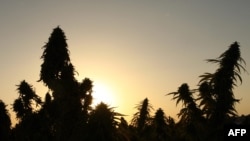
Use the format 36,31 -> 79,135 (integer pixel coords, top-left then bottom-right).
0,100 -> 11,141
168,83 -> 204,141
166,41 -> 247,141
44,92 -> 52,105
80,78 -> 93,114
85,102 -> 123,141
199,42 -> 246,124
168,83 -> 202,124
39,26 -> 73,90
42,27 -> 94,141
131,98 -> 153,134
150,108 -> 170,141
2,26 -> 247,141
117,117 -> 133,141
13,80 -> 41,119
197,81 -> 215,119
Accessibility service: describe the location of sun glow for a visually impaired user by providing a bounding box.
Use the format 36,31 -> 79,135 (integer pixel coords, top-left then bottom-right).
92,82 -> 115,107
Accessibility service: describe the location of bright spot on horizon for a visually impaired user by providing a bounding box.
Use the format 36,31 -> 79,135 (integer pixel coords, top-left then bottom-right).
91,81 -> 115,107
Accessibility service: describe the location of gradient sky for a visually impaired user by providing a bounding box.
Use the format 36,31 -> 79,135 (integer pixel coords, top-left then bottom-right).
1,0 -> 250,124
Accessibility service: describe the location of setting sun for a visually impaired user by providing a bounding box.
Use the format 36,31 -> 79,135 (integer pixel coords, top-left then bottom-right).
91,81 -> 115,107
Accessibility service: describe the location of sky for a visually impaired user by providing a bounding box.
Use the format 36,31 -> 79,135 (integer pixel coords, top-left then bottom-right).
0,0 -> 250,124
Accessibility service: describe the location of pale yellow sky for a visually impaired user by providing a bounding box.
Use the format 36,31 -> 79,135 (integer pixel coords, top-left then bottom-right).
0,0 -> 250,124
